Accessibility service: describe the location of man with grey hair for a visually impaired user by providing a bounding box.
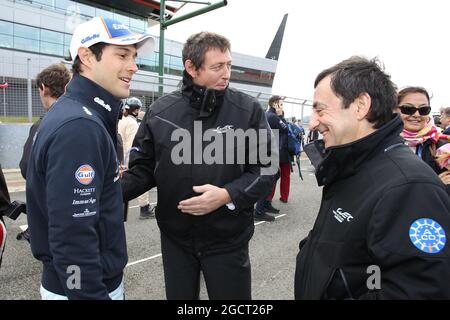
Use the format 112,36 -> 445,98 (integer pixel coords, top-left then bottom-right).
122,31 -> 274,299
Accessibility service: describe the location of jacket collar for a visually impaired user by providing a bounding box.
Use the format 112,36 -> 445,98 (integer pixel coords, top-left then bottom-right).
306,114 -> 405,186
65,74 -> 122,141
181,71 -> 226,118
267,108 -> 276,114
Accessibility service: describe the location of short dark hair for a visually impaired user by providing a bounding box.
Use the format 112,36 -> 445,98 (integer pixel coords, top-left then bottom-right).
314,56 -> 397,129
434,115 -> 441,126
36,63 -> 71,98
397,86 -> 430,105
71,42 -> 109,74
442,107 -> 450,117
182,32 -> 231,69
268,95 -> 283,107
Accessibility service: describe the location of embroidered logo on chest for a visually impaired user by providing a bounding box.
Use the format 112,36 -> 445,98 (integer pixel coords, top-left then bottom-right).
333,208 -> 353,223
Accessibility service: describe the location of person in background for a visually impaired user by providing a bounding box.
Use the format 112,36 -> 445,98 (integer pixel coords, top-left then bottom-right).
254,95 -> 289,222
295,56 -> 450,299
20,64 -> 71,179
17,64 -> 71,242
395,87 -> 449,186
307,128 -> 319,143
440,106 -> 450,134
118,97 -> 153,219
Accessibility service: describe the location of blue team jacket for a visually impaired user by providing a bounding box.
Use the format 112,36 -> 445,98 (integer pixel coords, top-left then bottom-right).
26,74 -> 127,299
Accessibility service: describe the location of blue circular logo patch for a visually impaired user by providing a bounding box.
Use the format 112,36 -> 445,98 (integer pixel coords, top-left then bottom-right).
409,218 -> 446,254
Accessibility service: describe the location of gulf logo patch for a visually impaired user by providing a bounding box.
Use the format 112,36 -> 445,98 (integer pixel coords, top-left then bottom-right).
75,165 -> 95,185
409,218 -> 446,254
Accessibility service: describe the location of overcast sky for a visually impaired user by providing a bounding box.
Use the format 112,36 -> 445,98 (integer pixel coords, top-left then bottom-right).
155,0 -> 450,117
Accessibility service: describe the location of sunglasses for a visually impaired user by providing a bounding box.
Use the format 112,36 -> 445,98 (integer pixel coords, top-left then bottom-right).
398,105 -> 432,116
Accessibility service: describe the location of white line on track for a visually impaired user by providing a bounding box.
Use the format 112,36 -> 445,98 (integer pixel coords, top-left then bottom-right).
128,202 -> 157,209
125,211 -> 286,267
126,254 -> 162,267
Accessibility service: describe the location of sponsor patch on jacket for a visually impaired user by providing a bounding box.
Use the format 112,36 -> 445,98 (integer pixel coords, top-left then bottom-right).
94,97 -> 111,112
72,209 -> 97,218
72,198 -> 96,205
333,208 -> 353,223
73,187 -> 95,196
409,218 -> 446,253
75,165 -> 95,185
213,125 -> 234,134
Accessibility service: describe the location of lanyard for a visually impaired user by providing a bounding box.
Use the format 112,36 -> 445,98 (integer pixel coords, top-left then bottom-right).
416,144 -> 423,158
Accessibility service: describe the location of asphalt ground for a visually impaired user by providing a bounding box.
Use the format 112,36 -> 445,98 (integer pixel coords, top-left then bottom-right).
0,160 -> 322,300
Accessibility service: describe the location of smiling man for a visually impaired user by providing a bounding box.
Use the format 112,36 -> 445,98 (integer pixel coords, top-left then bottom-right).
121,32 -> 274,299
26,16 -> 154,299
295,56 -> 450,299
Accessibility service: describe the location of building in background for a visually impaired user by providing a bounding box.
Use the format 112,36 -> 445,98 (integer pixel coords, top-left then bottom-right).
0,0 -> 281,119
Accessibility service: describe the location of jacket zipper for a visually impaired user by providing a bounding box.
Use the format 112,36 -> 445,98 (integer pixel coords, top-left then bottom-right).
302,188 -> 333,297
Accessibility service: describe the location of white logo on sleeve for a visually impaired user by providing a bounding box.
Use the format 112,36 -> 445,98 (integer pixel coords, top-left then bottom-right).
75,165 -> 95,185
409,218 -> 446,253
333,208 -> 353,223
82,106 -> 92,116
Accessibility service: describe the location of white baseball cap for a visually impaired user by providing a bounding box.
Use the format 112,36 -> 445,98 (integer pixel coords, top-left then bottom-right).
70,16 -> 155,61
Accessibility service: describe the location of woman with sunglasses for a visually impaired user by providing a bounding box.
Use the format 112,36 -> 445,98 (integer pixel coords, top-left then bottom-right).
396,86 -> 450,186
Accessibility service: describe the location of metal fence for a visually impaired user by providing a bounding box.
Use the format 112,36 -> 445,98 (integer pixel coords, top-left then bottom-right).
0,58 -> 313,123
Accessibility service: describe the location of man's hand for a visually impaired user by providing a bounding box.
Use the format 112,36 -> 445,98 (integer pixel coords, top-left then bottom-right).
438,171 -> 450,185
178,184 -> 232,216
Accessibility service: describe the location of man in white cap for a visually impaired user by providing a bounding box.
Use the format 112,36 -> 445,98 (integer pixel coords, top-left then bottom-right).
26,16 -> 154,299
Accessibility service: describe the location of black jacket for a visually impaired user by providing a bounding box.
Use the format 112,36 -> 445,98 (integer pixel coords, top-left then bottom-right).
26,74 -> 127,299
296,114 -> 450,299
415,138 -> 448,175
266,109 -> 290,163
122,73 -> 274,255
20,117 -> 43,179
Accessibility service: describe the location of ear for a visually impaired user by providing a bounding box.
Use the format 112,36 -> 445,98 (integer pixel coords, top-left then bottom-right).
184,60 -> 198,79
355,92 -> 371,121
77,47 -> 94,71
40,84 -> 49,96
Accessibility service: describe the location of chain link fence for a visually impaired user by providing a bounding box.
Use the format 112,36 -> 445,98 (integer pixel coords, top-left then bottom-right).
0,58 -> 312,123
